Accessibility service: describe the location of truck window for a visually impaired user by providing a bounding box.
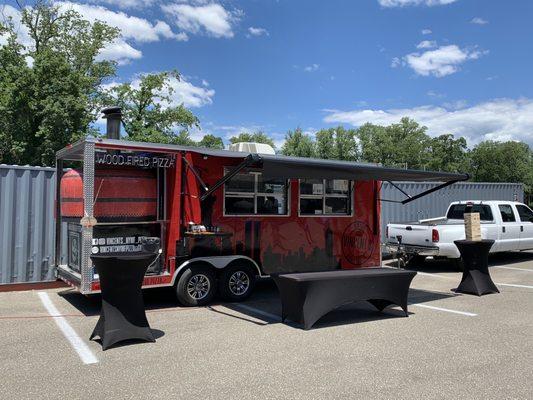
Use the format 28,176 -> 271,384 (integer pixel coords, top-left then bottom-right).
498,204 -> 516,223
446,204 -> 493,221
299,179 -> 352,215
224,171 -> 288,215
516,205 -> 533,222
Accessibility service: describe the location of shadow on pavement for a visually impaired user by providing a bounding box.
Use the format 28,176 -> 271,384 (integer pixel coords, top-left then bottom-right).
57,286 -> 182,317
218,285 -> 458,330
385,251 -> 533,273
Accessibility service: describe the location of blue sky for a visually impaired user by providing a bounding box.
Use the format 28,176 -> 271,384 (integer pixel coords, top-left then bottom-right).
2,0 -> 533,148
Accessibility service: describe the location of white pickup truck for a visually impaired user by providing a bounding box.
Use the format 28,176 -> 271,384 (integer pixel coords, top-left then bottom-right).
386,201 -> 533,268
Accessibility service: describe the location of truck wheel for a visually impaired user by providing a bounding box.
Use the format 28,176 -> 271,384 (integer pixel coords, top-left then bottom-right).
219,265 -> 256,302
176,266 -> 216,306
452,258 -> 465,272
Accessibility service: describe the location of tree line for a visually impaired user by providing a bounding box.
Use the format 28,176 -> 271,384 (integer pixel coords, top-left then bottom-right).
1,1 -> 531,194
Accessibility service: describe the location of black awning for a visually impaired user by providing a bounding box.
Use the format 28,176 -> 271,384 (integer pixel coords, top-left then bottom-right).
258,154 -> 468,182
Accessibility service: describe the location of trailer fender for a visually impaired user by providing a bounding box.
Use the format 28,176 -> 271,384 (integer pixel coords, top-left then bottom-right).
171,256 -> 263,286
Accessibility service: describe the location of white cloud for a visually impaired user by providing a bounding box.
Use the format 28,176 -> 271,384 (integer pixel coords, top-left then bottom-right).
421,29 -> 432,35
161,2 -> 241,38
105,74 -> 215,108
427,90 -> 445,98
56,2 -> 185,43
304,63 -> 319,72
391,57 -> 401,68
167,77 -> 215,108
247,26 -> 269,37
471,17 -> 488,25
96,39 -> 142,65
401,45 -> 487,77
323,98 -> 533,145
84,0 -> 157,9
416,40 -> 437,49
0,5 -> 32,48
378,0 -> 458,6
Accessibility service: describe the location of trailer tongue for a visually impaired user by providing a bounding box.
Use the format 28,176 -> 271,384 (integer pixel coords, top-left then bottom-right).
55,115 -> 468,305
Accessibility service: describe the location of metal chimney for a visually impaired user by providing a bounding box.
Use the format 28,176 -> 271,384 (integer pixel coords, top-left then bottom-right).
102,106 -> 122,140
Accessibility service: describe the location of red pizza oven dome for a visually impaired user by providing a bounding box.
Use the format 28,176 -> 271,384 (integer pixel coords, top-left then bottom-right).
60,168 -> 157,221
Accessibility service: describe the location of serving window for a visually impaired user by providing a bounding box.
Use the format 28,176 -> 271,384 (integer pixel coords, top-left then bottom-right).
224,170 -> 288,215
299,179 -> 352,216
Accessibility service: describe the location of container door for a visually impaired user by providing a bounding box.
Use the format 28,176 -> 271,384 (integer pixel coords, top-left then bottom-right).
497,204 -> 521,251
515,204 -> 533,250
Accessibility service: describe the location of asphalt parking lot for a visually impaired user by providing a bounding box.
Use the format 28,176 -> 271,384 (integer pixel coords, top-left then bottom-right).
1,253 -> 532,400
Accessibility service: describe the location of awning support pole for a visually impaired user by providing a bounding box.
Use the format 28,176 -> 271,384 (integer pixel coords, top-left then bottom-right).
181,153 -> 208,192
401,179 -> 463,205
387,181 -> 412,200
200,154 -> 262,201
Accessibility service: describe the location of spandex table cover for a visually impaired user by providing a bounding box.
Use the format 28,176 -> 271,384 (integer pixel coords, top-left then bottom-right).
90,252 -> 157,350
272,268 -> 417,330
454,240 -> 499,296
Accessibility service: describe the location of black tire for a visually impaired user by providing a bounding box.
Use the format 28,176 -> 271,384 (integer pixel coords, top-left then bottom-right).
218,264 -> 256,302
451,257 -> 465,272
176,266 -> 216,306
406,255 -> 426,267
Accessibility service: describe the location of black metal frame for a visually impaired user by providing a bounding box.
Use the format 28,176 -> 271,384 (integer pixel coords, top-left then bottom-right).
380,177 -> 468,205
199,154 -> 262,201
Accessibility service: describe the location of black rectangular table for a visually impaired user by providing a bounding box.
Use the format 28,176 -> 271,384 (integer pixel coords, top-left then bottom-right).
272,268 -> 417,330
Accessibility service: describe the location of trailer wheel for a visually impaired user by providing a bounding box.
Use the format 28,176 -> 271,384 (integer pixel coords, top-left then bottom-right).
176,266 -> 216,306
219,265 -> 256,302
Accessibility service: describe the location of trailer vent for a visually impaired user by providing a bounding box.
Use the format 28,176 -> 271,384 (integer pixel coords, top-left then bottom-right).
228,142 -> 275,155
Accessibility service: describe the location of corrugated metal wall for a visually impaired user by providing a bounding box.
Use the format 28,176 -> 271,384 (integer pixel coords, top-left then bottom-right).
0,165 -> 56,284
380,181 -> 524,244
0,164 -> 526,283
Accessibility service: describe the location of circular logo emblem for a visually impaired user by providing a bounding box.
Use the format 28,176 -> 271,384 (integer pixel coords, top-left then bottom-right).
341,222 -> 375,266
91,246 -> 99,254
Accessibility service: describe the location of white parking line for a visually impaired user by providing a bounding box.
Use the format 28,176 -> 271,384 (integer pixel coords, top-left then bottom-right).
37,292 -> 98,365
230,303 -> 281,321
416,272 -> 455,280
496,283 -> 533,289
410,303 -> 477,317
493,266 -> 533,273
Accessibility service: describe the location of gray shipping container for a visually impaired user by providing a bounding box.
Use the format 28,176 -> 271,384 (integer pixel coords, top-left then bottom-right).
0,165 -> 56,284
0,164 -> 526,283
380,181 -> 524,244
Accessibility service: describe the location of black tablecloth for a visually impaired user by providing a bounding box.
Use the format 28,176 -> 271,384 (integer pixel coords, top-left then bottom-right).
90,252 -> 157,350
272,268 -> 417,330
454,240 -> 499,296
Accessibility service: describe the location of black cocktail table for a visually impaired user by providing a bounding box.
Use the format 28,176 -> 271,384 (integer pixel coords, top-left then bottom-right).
272,268 -> 417,330
90,252 -> 157,350
454,240 -> 499,296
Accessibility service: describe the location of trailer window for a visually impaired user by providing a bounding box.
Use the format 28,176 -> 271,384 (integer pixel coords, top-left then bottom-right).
446,204 -> 494,221
224,171 -> 288,215
299,179 -> 352,215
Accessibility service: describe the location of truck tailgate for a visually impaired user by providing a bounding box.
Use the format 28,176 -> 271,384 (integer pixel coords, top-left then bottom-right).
387,223 -> 433,246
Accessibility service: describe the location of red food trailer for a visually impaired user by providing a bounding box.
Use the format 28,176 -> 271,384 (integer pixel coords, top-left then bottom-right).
54,110 -> 468,306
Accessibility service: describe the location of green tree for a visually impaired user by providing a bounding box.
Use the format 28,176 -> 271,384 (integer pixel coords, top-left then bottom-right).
229,131 -> 275,148
103,71 -> 199,144
281,128 -> 315,157
356,118 -> 430,169
469,141 -> 533,190
315,126 -> 359,161
426,134 -> 469,172
0,1 -> 119,165
198,134 -> 224,149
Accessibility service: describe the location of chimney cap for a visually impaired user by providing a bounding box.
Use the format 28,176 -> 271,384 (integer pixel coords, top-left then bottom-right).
102,106 -> 122,118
